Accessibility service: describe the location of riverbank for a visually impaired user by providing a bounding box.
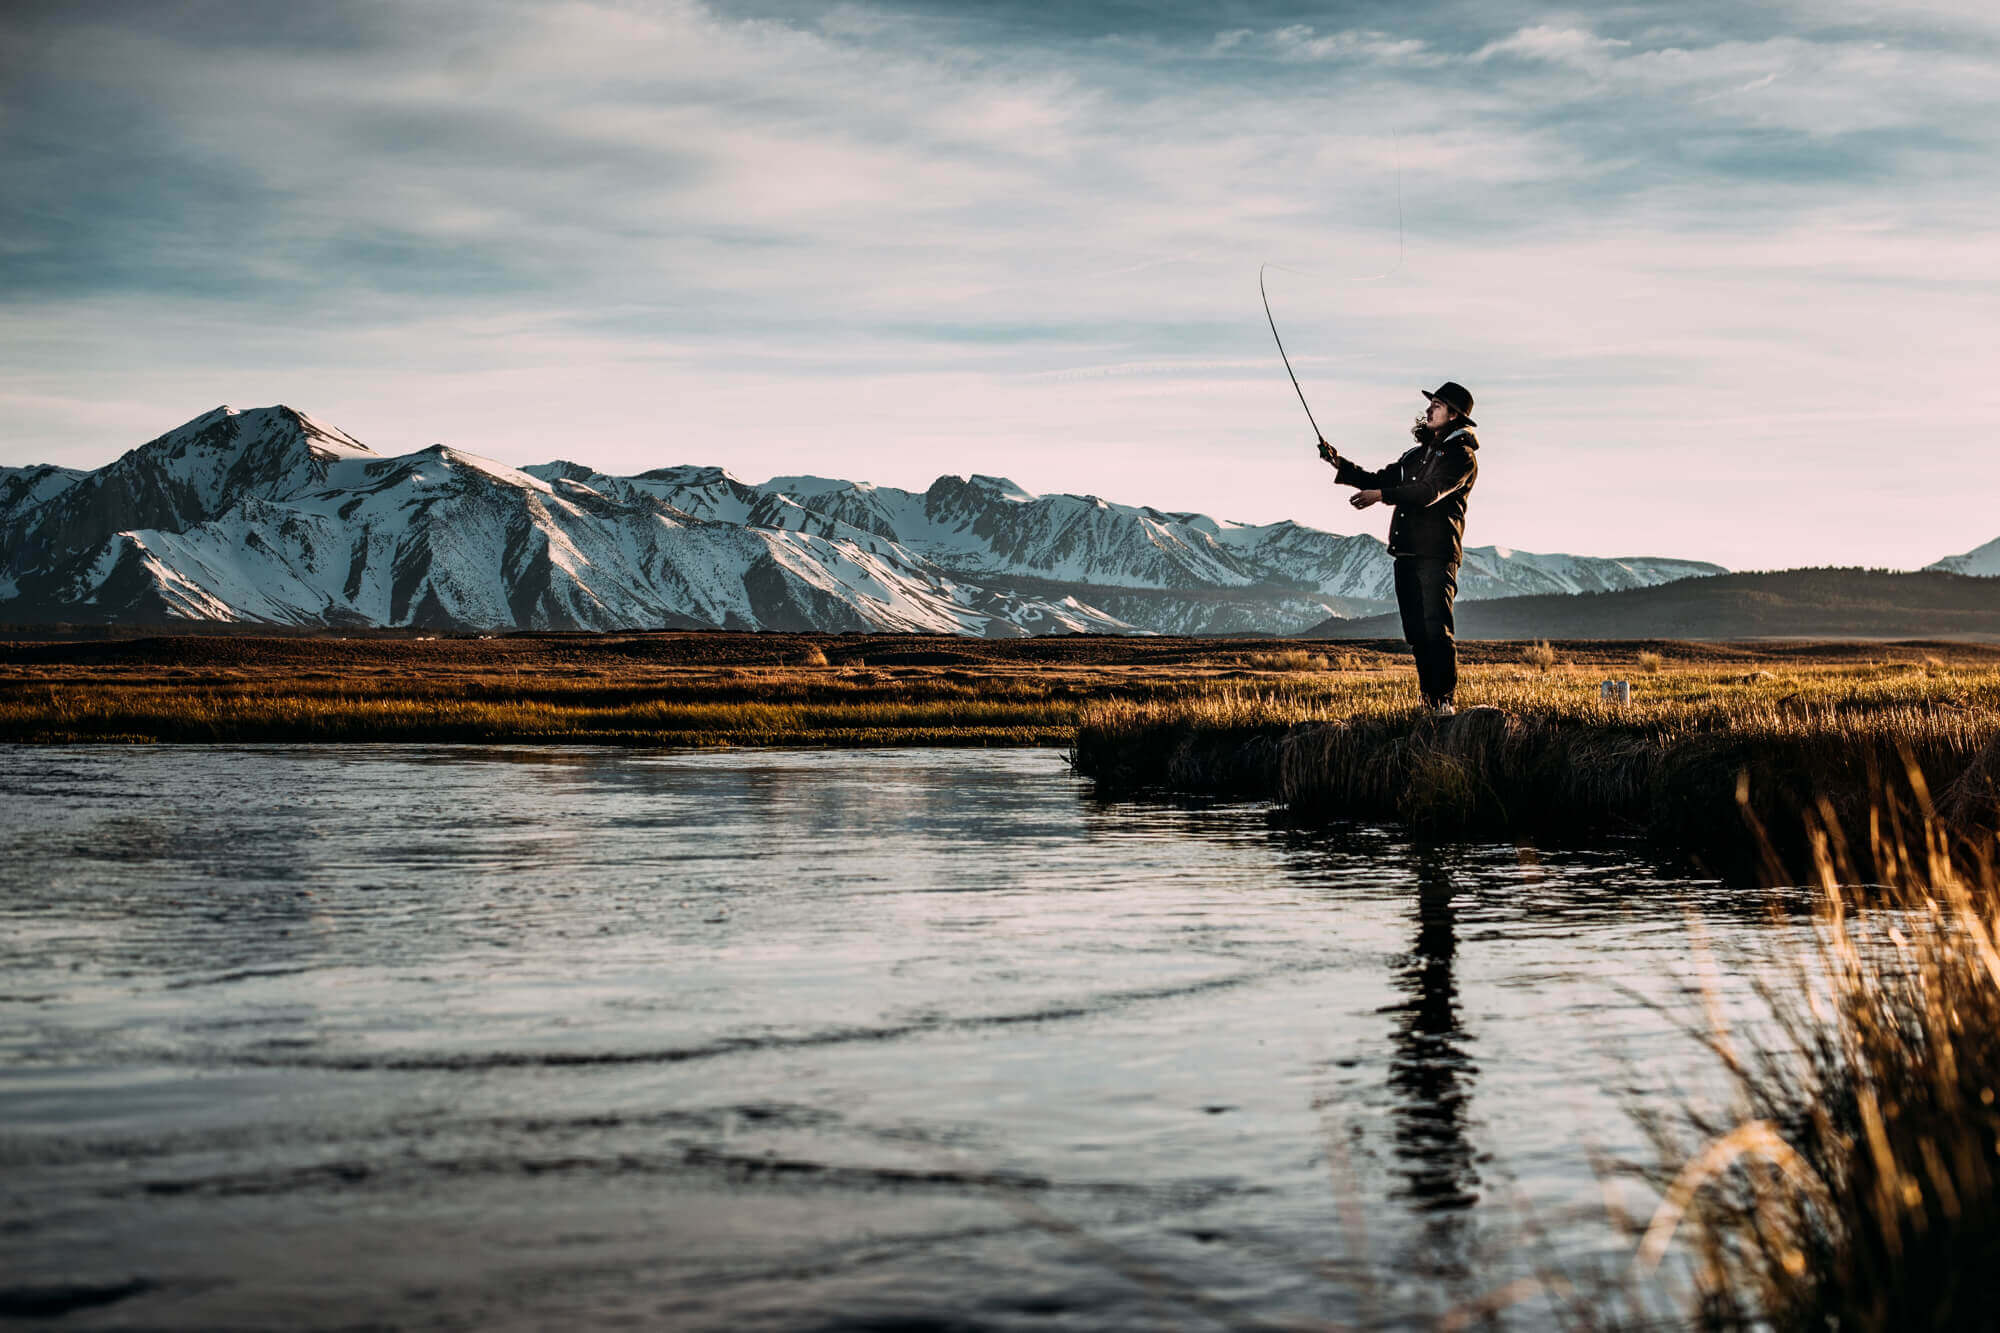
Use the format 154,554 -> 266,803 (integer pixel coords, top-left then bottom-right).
1072,659 -> 2000,877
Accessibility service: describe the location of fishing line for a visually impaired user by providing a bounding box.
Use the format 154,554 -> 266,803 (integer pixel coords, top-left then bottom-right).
1261,132 -> 1406,444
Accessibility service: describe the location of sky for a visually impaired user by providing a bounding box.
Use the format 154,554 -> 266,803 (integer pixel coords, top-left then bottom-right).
3,0 -> 1997,570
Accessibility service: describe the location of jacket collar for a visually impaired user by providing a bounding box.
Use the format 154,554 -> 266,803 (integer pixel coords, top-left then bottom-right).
1411,425 -> 1478,455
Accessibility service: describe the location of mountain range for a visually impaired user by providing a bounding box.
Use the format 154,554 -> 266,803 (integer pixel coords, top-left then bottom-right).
0,401 -> 1864,637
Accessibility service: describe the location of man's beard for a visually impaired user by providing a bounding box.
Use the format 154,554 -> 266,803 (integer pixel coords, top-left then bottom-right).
1410,415 -> 1441,445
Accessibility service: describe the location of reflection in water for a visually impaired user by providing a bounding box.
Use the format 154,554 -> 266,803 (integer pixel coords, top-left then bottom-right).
1386,851 -> 1481,1269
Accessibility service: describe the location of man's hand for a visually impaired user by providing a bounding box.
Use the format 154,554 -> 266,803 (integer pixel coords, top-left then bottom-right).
1317,438 -> 1339,466
1349,489 -> 1383,509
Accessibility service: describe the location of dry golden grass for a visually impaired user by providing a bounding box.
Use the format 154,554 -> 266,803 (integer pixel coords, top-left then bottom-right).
1241,649 -> 1330,672
0,634 -> 1339,748
1071,660 -> 2000,874
1523,639 -> 1561,670
1615,786 -> 2000,1330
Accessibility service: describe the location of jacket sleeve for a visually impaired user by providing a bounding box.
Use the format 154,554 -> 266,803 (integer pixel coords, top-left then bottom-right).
1381,445 -> 1475,509
1334,454 -> 1401,489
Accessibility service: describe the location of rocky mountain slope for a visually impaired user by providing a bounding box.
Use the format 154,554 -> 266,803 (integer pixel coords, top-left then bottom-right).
0,405 -> 1726,634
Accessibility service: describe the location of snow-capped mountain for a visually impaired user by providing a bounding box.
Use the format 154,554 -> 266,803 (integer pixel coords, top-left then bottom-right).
1928,538 -> 2000,578
716,472 -> 1720,606
0,405 -> 1726,634
0,464 -> 86,528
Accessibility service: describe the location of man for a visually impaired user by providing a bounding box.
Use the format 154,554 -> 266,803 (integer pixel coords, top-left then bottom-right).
1318,382 -> 1480,716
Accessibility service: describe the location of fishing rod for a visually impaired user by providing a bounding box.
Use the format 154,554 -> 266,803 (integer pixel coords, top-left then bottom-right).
1260,263 -> 1326,450
1260,134 -> 1405,464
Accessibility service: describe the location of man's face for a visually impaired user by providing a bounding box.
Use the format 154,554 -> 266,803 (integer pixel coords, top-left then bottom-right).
1421,398 -> 1453,430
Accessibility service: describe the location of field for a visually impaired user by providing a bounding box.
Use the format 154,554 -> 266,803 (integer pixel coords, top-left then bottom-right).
0,630 -> 1394,747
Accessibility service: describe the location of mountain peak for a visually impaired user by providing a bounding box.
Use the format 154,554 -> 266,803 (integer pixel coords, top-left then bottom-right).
530,460 -> 600,482
1929,535 -> 2000,578
411,445 -> 551,493
638,464 -> 744,486
761,474 -> 862,499
965,474 -> 1034,502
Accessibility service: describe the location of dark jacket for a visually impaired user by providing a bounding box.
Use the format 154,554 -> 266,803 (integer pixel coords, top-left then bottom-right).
1334,427 -> 1479,563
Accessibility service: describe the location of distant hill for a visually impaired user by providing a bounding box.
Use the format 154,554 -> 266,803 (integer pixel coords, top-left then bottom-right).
1298,568 -> 2000,640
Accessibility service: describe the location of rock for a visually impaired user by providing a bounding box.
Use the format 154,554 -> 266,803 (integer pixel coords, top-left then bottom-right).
1434,706 -> 1512,760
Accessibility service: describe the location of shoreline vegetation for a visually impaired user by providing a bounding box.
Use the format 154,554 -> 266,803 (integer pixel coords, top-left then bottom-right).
6,629 -> 1999,871
1072,657 -> 2000,879
1605,805 -> 2000,1331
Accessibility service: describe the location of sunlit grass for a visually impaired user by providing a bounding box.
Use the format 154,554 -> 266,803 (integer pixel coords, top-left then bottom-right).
1071,662 -> 2000,872
1613,783 -> 2000,1330
1240,648 -> 1330,672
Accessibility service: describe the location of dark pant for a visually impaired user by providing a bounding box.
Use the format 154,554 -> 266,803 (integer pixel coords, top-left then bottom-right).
1394,556 -> 1458,706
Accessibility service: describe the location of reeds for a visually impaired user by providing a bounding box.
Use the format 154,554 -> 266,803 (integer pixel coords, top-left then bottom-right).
1622,781 -> 2000,1330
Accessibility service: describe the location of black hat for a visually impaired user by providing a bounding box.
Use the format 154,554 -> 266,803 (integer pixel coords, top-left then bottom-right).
1421,381 -> 1476,426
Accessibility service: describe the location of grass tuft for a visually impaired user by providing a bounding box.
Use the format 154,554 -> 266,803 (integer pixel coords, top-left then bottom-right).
1625,785 -> 2000,1329
1243,649 -> 1330,672
1523,639 -> 1560,671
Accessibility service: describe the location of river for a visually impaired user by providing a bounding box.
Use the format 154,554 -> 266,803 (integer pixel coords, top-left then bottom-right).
0,745 -> 1799,1329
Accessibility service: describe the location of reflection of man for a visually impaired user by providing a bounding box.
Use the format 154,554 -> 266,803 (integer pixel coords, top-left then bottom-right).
1387,853 -> 1479,1214
1319,383 -> 1480,717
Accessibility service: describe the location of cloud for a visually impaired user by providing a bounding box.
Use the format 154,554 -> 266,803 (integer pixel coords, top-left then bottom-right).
1,1 -> 1998,569
1265,25 -> 1440,65
1474,24 -> 1631,70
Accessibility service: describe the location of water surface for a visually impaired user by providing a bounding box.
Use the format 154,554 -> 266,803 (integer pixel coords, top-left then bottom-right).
0,746 -> 1793,1329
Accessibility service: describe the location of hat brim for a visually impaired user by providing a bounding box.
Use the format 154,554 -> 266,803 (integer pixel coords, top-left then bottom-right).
1420,390 -> 1475,428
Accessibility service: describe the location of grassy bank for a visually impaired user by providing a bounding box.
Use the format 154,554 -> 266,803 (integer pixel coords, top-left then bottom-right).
8,635 -> 1999,871
1072,659 -> 2000,876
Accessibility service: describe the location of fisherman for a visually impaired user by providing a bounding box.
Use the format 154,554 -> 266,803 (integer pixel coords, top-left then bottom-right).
1318,382 -> 1479,717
